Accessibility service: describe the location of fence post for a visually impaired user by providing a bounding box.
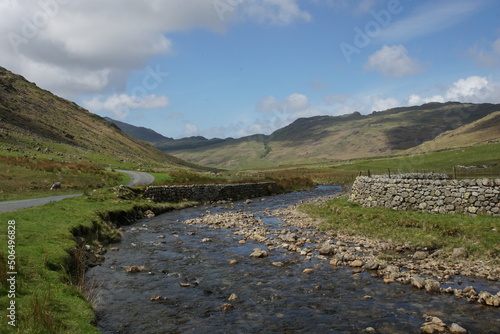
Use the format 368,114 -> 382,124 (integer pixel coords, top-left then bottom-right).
367,169 -> 371,178
387,168 -> 391,178
453,167 -> 457,180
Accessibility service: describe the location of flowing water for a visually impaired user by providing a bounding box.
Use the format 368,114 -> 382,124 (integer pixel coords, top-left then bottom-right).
87,186 -> 500,333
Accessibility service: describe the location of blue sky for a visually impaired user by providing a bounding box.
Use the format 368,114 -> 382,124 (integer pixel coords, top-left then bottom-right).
1,0 -> 500,139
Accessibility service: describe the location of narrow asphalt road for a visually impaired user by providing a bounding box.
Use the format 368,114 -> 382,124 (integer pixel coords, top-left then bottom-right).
0,170 -> 155,213
116,170 -> 156,187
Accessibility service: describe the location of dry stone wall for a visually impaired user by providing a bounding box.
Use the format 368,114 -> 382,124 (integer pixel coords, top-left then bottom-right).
143,182 -> 278,203
349,174 -> 500,216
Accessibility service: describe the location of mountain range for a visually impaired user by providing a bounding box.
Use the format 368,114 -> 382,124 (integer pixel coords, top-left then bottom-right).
2,64 -> 497,172
108,102 -> 500,169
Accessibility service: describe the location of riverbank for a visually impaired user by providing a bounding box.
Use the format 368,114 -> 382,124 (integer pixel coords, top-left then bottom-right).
0,186 -> 194,334
296,195 -> 500,302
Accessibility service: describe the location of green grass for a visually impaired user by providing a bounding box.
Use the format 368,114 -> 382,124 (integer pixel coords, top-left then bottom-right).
0,159 -> 129,201
335,142 -> 500,175
300,197 -> 500,260
246,142 -> 500,187
0,189 -> 192,333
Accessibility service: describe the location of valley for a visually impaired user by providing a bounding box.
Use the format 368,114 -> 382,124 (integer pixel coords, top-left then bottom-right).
0,65 -> 499,334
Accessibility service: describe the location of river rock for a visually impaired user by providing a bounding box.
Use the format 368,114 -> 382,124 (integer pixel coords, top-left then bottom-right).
329,258 -> 342,266
478,291 -> 500,307
228,293 -> 238,302
449,323 -> 467,334
318,243 -> 336,255
250,248 -> 268,258
364,260 -> 380,270
302,268 -> 315,274
281,232 -> 298,242
221,303 -> 234,311
421,317 -> 448,333
411,276 -> 426,289
144,210 -> 155,218
350,260 -> 363,267
424,279 -> 441,294
125,265 -> 147,273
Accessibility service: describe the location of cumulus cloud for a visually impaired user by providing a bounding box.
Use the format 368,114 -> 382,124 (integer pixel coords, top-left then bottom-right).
371,96 -> 400,111
406,76 -> 500,105
256,93 -> 310,114
83,94 -> 169,119
256,95 -> 282,113
284,93 -> 310,112
0,0 -> 310,98
250,93 -> 322,135
407,94 -> 445,105
365,45 -> 423,78
184,123 -> 199,137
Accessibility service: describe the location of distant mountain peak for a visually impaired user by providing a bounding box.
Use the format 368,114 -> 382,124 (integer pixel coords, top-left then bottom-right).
104,117 -> 172,143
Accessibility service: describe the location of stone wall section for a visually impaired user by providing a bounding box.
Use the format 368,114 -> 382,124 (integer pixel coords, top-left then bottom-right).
349,175 -> 500,216
143,182 -> 278,203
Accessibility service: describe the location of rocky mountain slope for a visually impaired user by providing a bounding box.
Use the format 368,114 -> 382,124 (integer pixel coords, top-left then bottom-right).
0,66 -> 200,170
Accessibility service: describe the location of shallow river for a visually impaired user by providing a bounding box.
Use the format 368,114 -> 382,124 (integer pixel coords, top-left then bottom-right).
87,186 -> 500,333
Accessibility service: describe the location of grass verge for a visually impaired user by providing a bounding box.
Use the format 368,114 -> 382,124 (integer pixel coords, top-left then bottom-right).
0,187 -> 193,333
300,197 -> 500,261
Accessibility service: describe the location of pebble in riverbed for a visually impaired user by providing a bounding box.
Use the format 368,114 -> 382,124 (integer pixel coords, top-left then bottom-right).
420,315 -> 468,334
181,197 -> 500,309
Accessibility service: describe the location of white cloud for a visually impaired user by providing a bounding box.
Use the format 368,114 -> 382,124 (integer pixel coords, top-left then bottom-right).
0,0 -> 310,98
365,45 -> 422,78
379,1 -> 488,43
256,93 -> 310,113
371,96 -> 400,111
406,76 -> 500,105
83,94 -> 169,119
284,93 -> 309,112
256,95 -> 282,113
240,0 -> 311,25
444,76 -> 498,102
248,93 -> 322,135
407,94 -> 445,106
184,123 -> 199,137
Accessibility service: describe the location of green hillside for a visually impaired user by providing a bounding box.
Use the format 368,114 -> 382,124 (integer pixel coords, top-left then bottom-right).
153,102 -> 500,169
0,66 -> 205,199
